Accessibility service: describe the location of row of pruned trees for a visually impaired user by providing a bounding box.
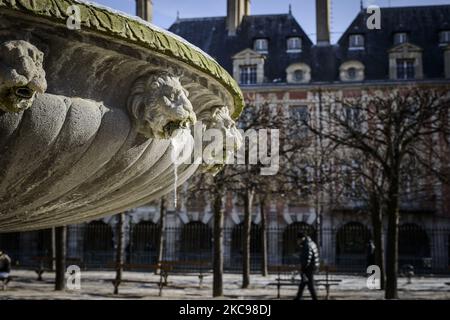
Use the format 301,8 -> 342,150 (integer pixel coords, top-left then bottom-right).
72,85 -> 449,300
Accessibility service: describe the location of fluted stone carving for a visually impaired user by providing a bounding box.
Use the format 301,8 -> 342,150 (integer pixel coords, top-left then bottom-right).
0,1 -> 244,232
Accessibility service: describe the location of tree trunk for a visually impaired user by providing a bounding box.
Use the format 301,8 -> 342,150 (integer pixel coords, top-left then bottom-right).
51,227 -> 56,271
212,183 -> 224,297
385,174 -> 400,299
369,193 -> 385,290
54,226 -> 66,291
260,197 -> 268,277
242,188 -> 254,289
114,213 -> 125,295
156,197 -> 167,275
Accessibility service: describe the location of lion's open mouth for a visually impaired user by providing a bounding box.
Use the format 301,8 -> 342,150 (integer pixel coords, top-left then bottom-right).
15,86 -> 34,99
163,117 -> 195,138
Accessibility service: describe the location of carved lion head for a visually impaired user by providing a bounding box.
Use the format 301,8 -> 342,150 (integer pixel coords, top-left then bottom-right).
0,40 -> 47,113
128,72 -> 197,139
198,106 -> 243,174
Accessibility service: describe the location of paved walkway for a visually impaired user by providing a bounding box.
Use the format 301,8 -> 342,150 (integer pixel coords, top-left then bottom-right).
1,270 -> 449,300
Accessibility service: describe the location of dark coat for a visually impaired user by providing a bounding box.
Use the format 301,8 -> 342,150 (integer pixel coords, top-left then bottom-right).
0,253 -> 11,273
299,237 -> 320,271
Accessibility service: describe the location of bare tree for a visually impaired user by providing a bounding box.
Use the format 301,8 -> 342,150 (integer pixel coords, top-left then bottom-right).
186,168 -> 232,297
113,213 -> 125,294
54,226 -> 66,291
306,87 -> 450,299
156,197 -> 167,275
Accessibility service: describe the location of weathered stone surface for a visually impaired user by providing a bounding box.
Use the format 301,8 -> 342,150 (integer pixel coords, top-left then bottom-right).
128,71 -> 197,139
0,40 -> 47,113
0,1 -> 244,232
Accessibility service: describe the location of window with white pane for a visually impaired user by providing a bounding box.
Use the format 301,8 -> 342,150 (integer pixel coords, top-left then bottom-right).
349,34 -> 365,49
239,65 -> 257,85
394,32 -> 408,45
287,37 -> 302,52
253,38 -> 268,53
440,30 -> 450,44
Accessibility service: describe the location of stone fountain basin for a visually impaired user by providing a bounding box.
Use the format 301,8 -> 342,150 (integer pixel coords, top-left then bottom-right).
0,0 -> 244,232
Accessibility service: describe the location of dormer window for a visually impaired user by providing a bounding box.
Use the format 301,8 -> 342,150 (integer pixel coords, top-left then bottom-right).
294,70 -> 304,82
394,32 -> 408,45
232,49 -> 265,85
440,30 -> 450,44
287,37 -> 302,53
389,43 -> 423,80
254,38 -> 268,53
286,63 -> 311,84
349,34 -> 364,50
339,61 -> 365,82
348,68 -> 357,80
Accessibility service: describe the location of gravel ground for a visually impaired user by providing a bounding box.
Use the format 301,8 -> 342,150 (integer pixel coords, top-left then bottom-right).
1,270 -> 449,300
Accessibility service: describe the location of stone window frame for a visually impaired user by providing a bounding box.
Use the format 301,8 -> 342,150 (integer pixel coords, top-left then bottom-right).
232,49 -> 266,85
253,38 -> 269,54
287,36 -> 302,53
348,34 -> 365,50
388,43 -> 423,80
286,63 -> 311,84
339,60 -> 365,82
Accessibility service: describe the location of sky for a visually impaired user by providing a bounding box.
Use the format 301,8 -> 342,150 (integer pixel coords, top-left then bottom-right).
92,0 -> 450,43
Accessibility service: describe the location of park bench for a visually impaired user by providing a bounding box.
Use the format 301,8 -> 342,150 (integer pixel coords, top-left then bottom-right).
267,265 -> 300,299
32,256 -> 84,281
108,260 -> 212,295
159,260 -> 212,287
0,274 -> 12,291
107,262 -> 172,296
268,265 -> 342,299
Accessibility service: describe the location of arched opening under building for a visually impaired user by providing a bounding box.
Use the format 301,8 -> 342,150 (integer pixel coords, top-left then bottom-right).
129,221 -> 160,265
282,222 -> 317,265
448,233 -> 450,269
0,232 -> 20,265
230,223 -> 262,271
336,222 -> 371,272
180,221 -> 212,265
83,221 -> 114,269
399,223 -> 431,273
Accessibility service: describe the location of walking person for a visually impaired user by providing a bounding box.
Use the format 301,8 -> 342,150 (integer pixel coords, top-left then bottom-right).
294,232 -> 320,300
0,249 -> 12,290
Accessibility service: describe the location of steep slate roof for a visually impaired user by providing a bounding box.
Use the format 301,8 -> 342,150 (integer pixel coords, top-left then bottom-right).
169,5 -> 450,84
337,5 -> 450,81
169,13 -> 313,83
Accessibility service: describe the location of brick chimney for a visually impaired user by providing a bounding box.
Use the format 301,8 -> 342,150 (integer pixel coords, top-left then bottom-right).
136,0 -> 153,23
227,0 -> 250,36
316,0 -> 330,46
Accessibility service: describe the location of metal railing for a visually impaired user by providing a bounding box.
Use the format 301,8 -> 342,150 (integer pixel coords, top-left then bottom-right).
1,223 -> 449,274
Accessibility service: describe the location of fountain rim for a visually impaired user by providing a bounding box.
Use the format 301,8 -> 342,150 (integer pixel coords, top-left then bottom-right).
0,0 -> 244,119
